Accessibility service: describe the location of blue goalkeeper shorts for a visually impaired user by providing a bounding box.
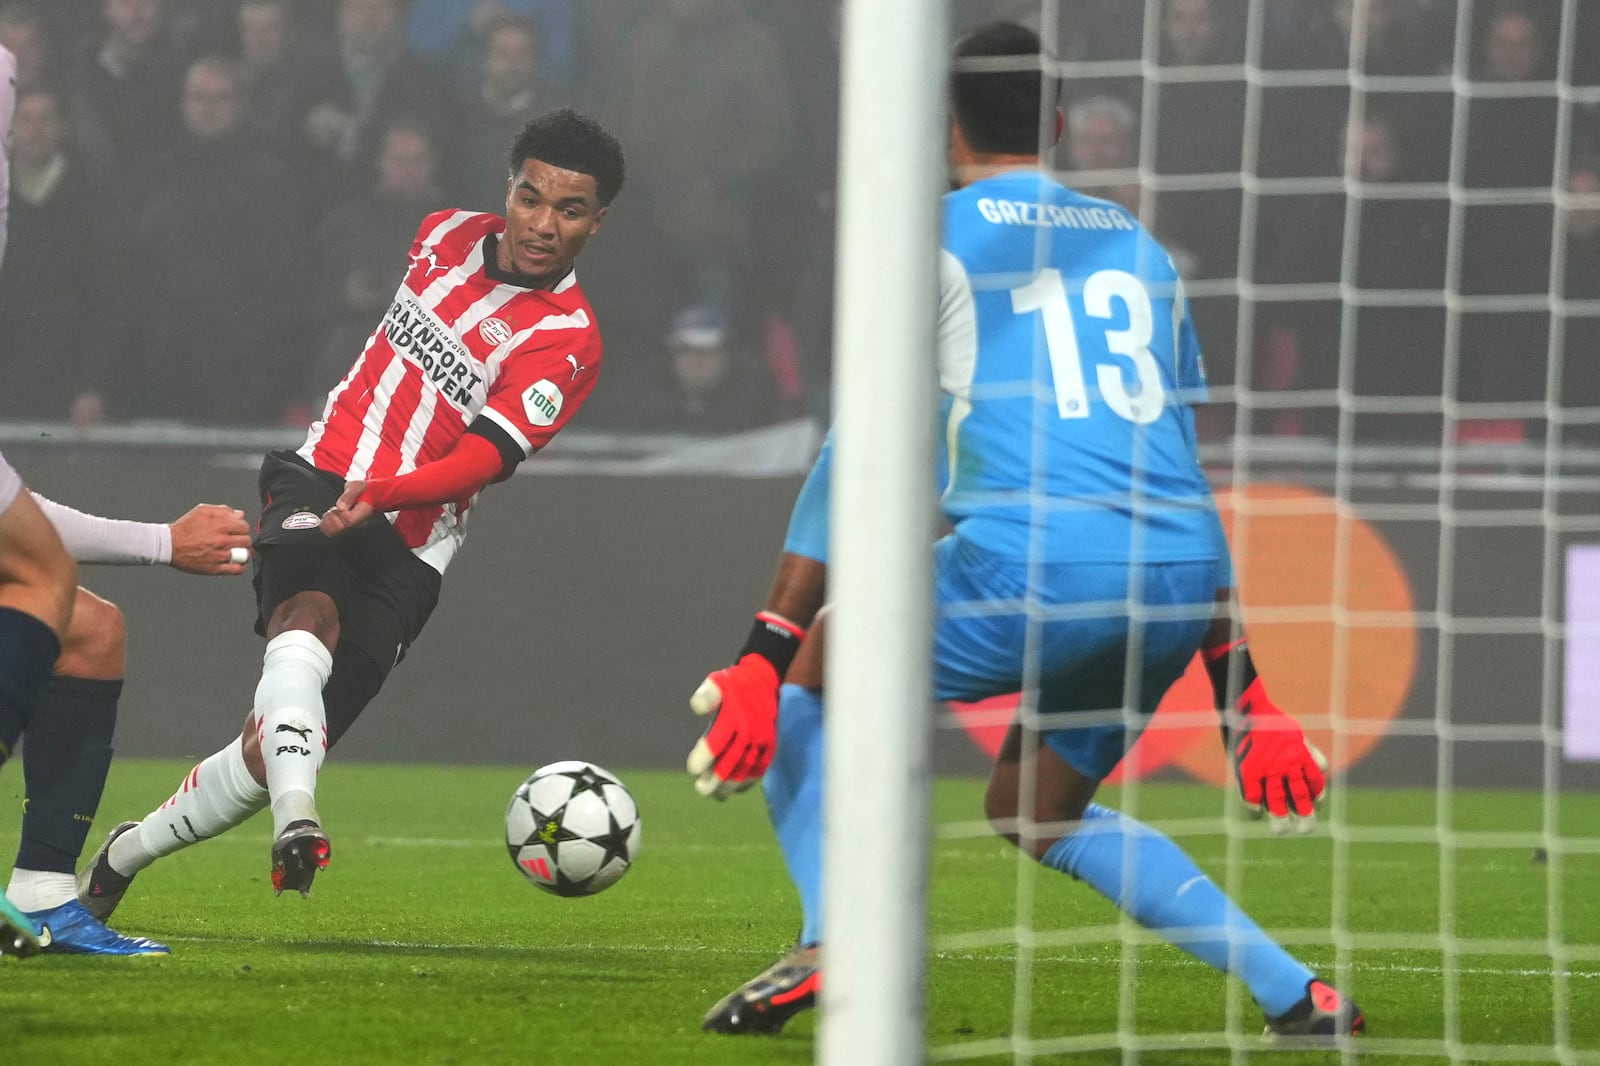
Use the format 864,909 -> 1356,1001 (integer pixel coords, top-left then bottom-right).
932,534 -> 1218,781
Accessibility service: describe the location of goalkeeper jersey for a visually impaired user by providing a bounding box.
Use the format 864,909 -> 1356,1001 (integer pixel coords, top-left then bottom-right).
785,169 -> 1219,567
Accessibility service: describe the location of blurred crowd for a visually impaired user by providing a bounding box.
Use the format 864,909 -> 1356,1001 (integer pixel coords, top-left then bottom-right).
0,0 -> 1596,444
0,0 -> 826,431
968,0 -> 1600,444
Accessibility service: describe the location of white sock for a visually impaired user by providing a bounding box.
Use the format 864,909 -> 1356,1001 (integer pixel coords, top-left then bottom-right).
4,869 -> 76,912
253,631 -> 334,834
108,734 -> 269,877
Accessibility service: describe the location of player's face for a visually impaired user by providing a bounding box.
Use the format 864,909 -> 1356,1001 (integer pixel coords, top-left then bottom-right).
501,158 -> 606,287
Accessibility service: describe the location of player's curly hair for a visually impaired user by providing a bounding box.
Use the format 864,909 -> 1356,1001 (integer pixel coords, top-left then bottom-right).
950,21 -> 1061,156
508,109 -> 626,206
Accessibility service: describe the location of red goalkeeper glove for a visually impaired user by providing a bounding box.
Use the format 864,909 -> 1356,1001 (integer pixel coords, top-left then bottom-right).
1205,638 -> 1327,834
686,613 -> 804,800
1226,678 -> 1328,833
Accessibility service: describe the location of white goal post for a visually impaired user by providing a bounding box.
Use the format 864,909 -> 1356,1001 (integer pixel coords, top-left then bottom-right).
819,1 -> 946,1065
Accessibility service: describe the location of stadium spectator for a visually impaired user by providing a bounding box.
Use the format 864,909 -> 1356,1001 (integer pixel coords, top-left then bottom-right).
605,0 -> 797,336
406,0 -> 579,96
618,304 -> 784,434
233,0 -> 310,153
69,0 -> 187,178
1256,109 -> 1451,439
0,86 -> 117,426
1560,157 -> 1600,440
0,3 -> 43,89
1264,0 -> 1433,74
454,12 -> 548,214
1258,110 -> 1446,289
1465,2 -> 1557,189
1259,0 -> 1436,182
308,119 -> 444,416
123,56 -> 309,424
0,4 -> 116,169
1452,3 -> 1559,440
1065,94 -> 1141,215
293,0 -> 450,208
1153,0 -> 1245,176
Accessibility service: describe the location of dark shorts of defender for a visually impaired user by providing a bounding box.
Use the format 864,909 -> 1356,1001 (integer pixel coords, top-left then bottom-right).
252,450 -> 441,747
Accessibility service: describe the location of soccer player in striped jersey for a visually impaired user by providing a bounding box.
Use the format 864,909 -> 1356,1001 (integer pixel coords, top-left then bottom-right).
78,108 -> 624,913
687,23 -> 1362,1040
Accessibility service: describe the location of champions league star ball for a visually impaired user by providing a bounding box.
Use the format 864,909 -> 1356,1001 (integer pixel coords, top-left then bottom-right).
505,761 -> 641,897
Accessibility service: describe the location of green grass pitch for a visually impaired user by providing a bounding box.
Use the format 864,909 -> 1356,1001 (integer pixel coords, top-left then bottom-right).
3,760 -> 1597,1064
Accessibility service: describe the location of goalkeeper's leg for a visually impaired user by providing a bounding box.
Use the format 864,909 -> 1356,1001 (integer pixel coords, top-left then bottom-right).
702,682 -> 825,1034
986,723 -> 1363,1035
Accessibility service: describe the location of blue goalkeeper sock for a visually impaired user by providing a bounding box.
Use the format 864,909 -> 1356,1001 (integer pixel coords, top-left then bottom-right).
762,683 -> 824,946
1041,803 -> 1314,1017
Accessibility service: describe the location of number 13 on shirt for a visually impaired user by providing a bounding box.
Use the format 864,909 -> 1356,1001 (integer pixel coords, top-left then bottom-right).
1010,267 -> 1167,425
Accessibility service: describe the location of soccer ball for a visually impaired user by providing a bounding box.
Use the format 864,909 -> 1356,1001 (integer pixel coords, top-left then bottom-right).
504,761 -> 641,897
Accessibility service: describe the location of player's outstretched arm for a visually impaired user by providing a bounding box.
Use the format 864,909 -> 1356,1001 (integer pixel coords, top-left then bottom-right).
1202,590 -> 1327,835
687,552 -> 825,801
167,504 -> 253,575
321,433 -> 505,537
32,495 -> 250,574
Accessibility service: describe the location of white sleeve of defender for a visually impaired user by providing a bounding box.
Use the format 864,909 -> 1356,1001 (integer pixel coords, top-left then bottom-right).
31,493 -> 172,565
0,46 -> 14,269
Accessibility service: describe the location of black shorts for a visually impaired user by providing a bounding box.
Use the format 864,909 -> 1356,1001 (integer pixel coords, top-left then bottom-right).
252,450 -> 441,681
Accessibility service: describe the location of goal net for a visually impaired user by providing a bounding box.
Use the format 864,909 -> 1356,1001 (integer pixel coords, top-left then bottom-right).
891,0 -> 1600,1061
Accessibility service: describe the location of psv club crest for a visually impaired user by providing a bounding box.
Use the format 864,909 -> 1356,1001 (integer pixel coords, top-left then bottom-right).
479,318 -> 513,346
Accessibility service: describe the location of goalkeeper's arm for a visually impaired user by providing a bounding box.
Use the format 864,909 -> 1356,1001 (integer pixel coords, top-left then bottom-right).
1202,588 -> 1328,833
686,433 -> 833,799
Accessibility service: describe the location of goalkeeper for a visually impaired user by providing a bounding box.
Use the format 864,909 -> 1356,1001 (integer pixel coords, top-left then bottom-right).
685,21 -> 1361,1039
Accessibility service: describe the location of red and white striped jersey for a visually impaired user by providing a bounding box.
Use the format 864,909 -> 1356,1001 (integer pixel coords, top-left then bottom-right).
298,209 -> 602,573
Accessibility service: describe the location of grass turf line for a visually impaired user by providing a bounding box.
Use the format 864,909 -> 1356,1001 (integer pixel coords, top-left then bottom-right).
1,760 -> 1595,1065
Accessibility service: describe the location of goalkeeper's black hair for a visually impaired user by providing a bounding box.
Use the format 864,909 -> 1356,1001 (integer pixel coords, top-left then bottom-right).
950,21 -> 1060,156
508,108 -> 626,206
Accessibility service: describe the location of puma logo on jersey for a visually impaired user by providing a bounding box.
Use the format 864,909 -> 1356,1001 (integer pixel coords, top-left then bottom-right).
565,354 -> 587,380
412,249 -> 449,277
275,724 -> 313,742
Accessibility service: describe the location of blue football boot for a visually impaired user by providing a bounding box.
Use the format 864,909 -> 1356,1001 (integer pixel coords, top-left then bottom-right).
25,899 -> 168,956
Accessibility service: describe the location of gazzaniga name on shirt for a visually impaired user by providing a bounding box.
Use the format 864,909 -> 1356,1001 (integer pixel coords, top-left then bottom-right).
976,198 -> 1135,231
382,295 -> 486,408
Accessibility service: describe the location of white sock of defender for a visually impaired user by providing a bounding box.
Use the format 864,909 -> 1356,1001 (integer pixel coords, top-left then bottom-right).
108,735 -> 269,877
253,631 -> 334,835
5,869 -> 77,912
